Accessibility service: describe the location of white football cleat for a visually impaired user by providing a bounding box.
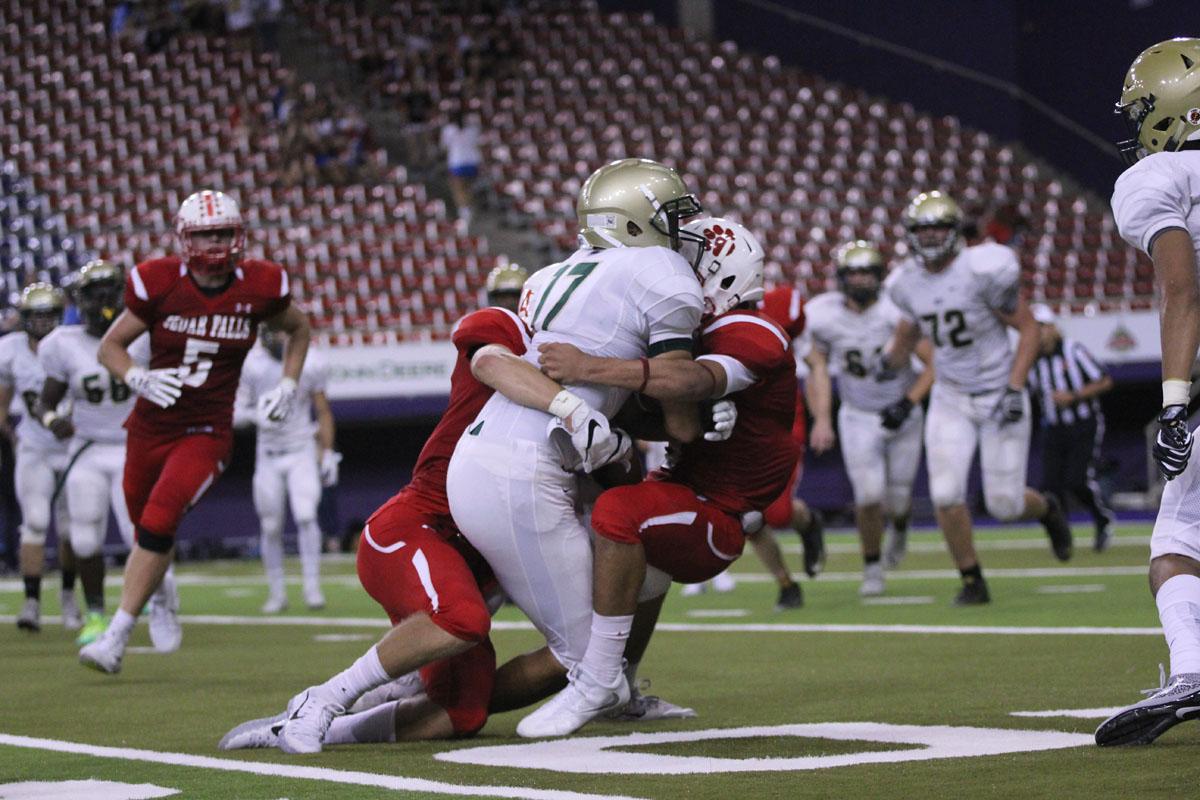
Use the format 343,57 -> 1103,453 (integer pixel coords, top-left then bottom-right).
261,592 -> 288,615
859,562 -> 886,597
79,627 -> 127,674
303,585 -> 326,611
61,590 -> 83,631
348,671 -> 424,713
218,710 -> 288,750
608,681 -> 697,722
277,687 -> 345,754
711,570 -> 736,593
148,571 -> 182,653
680,583 -> 705,597
16,597 -> 40,632
517,667 -> 630,738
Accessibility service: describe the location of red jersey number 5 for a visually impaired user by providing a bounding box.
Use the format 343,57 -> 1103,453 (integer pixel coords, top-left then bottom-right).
180,337 -> 220,388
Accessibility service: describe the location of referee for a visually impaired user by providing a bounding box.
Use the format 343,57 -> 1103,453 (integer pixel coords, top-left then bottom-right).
1028,305 -> 1116,552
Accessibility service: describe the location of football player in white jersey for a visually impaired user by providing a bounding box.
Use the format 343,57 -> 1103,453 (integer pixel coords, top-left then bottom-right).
1096,38 -> 1200,746
446,158 -> 704,720
883,191 -> 1073,605
805,241 -> 933,597
0,284 -> 77,633
235,327 -> 337,612
37,260 -> 146,644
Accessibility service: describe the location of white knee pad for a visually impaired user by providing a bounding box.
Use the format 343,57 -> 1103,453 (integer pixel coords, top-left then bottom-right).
69,521 -> 104,559
638,565 -> 672,603
848,467 -> 886,507
984,488 -> 1025,522
19,524 -> 46,547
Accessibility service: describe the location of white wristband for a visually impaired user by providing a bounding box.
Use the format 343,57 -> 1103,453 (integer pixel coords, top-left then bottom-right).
279,377 -> 298,392
547,389 -> 585,420
40,410 -> 58,428
1163,379 -> 1191,407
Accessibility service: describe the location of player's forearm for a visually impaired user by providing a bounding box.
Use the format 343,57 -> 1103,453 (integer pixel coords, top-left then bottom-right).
279,316 -> 311,384
315,406 -> 335,452
35,379 -> 67,421
907,339 -> 935,403
1154,230 -> 1200,394
805,368 -> 833,426
579,355 -> 715,402
883,321 -> 919,369
661,399 -> 701,444
1007,320 -> 1039,390
98,339 -> 134,381
472,348 -> 563,412
1074,375 -> 1114,402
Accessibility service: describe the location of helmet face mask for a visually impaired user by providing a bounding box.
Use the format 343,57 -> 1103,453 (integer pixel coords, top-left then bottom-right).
682,218 -> 765,320
1115,38 -> 1200,167
176,190 -> 245,278
76,259 -> 124,335
19,283 -> 65,341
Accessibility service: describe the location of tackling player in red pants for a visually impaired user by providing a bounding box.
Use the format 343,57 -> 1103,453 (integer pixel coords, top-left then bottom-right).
530,217 -> 799,737
79,190 -> 311,674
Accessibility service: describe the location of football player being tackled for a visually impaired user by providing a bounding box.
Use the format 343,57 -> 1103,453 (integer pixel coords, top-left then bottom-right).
79,190 -> 311,674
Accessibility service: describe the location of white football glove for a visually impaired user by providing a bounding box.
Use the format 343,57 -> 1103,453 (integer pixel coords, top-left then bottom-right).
546,391 -> 631,473
259,378 -> 298,423
123,366 -> 183,409
319,449 -> 342,488
705,399 -> 738,442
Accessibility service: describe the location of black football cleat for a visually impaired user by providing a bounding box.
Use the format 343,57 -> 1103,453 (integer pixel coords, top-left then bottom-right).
953,577 -> 991,606
1096,671 -> 1200,746
799,510 -> 826,578
774,582 -> 803,611
1040,493 -> 1073,561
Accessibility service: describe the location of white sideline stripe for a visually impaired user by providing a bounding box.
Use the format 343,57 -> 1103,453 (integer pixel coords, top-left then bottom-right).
1010,708 -> 1123,719
0,614 -> 1162,637
784,535 -> 1152,555
0,733 -> 645,800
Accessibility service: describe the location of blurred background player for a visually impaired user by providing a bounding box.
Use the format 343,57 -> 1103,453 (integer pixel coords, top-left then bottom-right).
236,326 -> 337,612
1096,37 -> 1200,747
482,263 -> 527,314
757,279 -> 824,609
1027,303 -> 1115,553
36,260 -> 146,644
79,189 -> 311,674
0,283 -> 77,633
884,191 -> 1073,605
805,241 -> 933,596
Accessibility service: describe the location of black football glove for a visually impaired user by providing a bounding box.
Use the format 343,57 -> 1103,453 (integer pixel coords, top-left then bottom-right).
880,397 -> 914,431
993,387 -> 1024,426
1154,404 -> 1193,481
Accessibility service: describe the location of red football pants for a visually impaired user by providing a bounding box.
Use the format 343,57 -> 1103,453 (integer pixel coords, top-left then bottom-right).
764,453 -> 804,529
591,480 -> 745,584
123,428 -> 231,540
356,493 -> 495,736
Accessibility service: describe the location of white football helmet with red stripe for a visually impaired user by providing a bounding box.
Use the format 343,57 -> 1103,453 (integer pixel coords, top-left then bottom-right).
176,190 -> 245,277
680,217 -> 765,319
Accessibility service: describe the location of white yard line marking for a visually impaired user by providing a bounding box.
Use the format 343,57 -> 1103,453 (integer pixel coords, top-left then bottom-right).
1010,708 -> 1123,719
0,615 -> 1162,636
313,633 -> 373,643
222,589 -> 254,598
860,596 -> 935,606
685,609 -> 750,618
0,733 -> 645,800
783,535 -> 1150,555
1035,584 -> 1107,594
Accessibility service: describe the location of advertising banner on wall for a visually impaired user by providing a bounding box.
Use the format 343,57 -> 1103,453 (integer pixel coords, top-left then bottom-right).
1054,309 -> 1159,364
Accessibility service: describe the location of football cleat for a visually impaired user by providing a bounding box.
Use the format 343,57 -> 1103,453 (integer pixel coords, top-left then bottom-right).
261,592 -> 288,615
883,523 -> 909,569
79,627 -> 127,674
16,597 -> 40,632
148,571 -> 182,653
60,590 -> 83,631
303,586 -> 326,611
680,583 -> 705,597
219,710 -> 288,751
76,611 -> 109,646
774,582 -> 803,611
277,687 -> 345,754
859,562 -> 886,598
953,577 -> 991,606
1094,517 -> 1114,554
608,681 -> 697,722
1040,493 -> 1074,562
799,510 -> 826,578
711,570 -> 736,593
348,671 -> 425,714
1096,668 -> 1200,746
517,667 -> 630,738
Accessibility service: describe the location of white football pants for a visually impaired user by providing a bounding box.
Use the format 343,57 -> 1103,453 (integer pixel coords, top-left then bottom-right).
838,402 -> 924,516
64,440 -> 134,558
16,442 -> 69,547
1152,429 -> 1200,563
924,383 -> 1032,521
252,441 -> 322,594
447,434 -> 593,670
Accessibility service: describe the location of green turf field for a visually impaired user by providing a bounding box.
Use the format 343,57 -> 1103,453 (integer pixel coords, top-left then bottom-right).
1,522 -> 1195,799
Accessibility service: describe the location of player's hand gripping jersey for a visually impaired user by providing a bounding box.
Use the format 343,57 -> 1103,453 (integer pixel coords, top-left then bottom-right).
124,257 -> 290,435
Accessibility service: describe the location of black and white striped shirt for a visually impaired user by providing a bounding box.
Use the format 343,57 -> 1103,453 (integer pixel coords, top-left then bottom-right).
1029,338 -> 1107,426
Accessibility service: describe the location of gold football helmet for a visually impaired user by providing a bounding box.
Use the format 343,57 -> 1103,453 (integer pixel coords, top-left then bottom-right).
833,240 -> 885,306
485,264 -> 528,294
902,191 -> 963,266
18,282 -> 65,340
76,259 -> 125,332
576,158 -> 704,258
1116,38 -> 1200,166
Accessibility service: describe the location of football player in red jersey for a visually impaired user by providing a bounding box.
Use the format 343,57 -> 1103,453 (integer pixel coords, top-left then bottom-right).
79,190 -> 311,674
219,265 -> 629,752
527,218 -> 799,737
757,284 -> 827,602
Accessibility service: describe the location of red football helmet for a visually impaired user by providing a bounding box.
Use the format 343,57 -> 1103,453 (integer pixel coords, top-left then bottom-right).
175,190 -> 245,277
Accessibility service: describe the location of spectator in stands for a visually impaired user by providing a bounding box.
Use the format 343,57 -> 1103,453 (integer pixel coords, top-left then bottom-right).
440,108 -> 482,229
397,73 -> 436,167
1028,304 -> 1116,552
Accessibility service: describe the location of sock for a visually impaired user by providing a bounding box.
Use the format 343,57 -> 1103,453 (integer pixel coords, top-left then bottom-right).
297,520 -> 322,591
109,608 -> 136,639
321,646 -> 390,707
62,569 -> 76,592
324,700 -> 399,745
959,564 -> 984,584
894,515 -> 909,535
23,575 -> 41,601
579,612 -> 633,686
1156,574 -> 1200,678
863,553 -> 881,566
85,591 -> 105,613
260,529 -> 285,597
